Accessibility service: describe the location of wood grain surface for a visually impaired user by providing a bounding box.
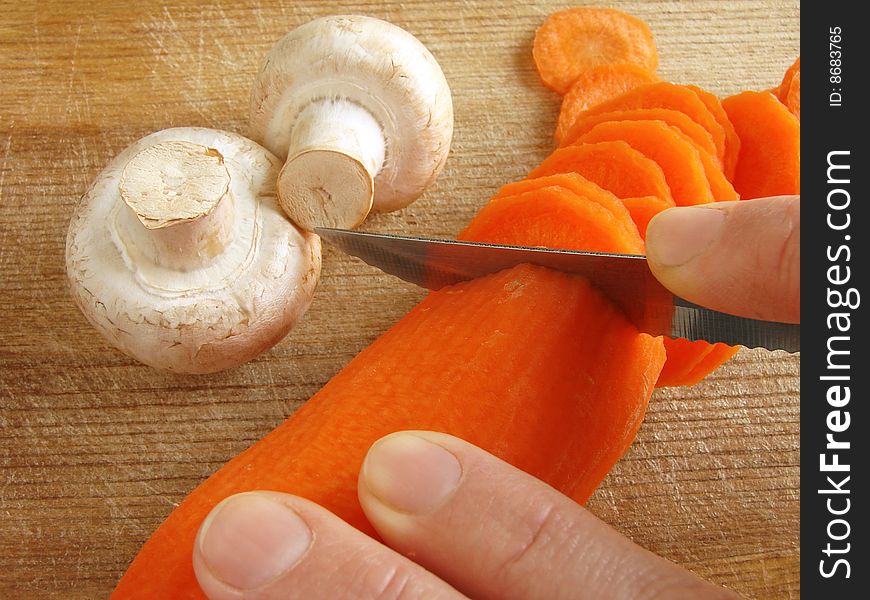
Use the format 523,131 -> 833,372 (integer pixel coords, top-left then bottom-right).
0,1 -> 799,598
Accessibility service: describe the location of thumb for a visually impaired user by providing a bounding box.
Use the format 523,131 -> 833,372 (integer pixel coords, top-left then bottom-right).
645,196 -> 800,323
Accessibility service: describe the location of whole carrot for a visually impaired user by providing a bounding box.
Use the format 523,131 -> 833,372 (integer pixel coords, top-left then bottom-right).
112,184 -> 665,598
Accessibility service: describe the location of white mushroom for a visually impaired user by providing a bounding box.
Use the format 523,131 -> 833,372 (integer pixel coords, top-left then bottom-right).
65,127 -> 321,374
249,15 -> 454,231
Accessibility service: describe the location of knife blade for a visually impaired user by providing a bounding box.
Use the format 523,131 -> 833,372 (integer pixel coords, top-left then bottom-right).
315,227 -> 799,352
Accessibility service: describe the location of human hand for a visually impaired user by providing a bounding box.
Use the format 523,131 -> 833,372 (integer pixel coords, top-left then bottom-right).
192,431 -> 738,599
645,195 -> 800,323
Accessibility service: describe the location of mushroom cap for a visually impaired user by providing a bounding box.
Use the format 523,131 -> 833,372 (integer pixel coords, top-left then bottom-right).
249,15 -> 454,213
66,127 -> 321,374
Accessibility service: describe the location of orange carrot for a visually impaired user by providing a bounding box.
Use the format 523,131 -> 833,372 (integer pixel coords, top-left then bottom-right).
722,91 -> 800,199
533,7 -> 658,94
572,82 -> 728,163
682,344 -> 740,385
529,141 -> 674,205
112,186 -> 665,598
694,144 -> 739,202
776,56 -> 800,103
560,107 -> 721,167
465,185 -> 644,255
778,57 -> 801,120
555,65 -> 659,142
487,183 -> 643,254
786,71 -> 800,120
657,340 -> 741,387
685,85 -> 741,181
655,338 -> 716,387
621,195 -> 673,239
492,172 -> 616,206
494,171 -> 634,210
526,143 -> 673,238
574,120 -> 715,205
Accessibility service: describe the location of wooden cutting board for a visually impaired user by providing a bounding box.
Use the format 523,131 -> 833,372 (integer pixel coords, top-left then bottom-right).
0,1 -> 799,598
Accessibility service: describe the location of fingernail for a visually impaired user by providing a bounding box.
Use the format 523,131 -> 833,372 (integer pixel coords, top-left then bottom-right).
197,492 -> 312,590
646,206 -> 726,267
363,433 -> 462,514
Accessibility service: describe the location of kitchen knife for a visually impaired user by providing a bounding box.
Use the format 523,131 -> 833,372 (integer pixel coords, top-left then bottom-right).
315,227 -> 799,352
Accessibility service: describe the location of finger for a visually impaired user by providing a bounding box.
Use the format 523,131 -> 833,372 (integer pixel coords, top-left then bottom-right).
358,431 -> 738,600
193,490 -> 466,600
645,195 -> 800,323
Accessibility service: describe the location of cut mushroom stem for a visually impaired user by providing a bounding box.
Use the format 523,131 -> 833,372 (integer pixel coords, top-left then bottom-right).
249,15 -> 454,232
118,140 -> 235,271
278,98 -> 385,230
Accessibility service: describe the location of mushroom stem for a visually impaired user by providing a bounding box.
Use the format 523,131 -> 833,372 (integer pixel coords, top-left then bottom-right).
277,98 -> 386,230
118,141 -> 235,271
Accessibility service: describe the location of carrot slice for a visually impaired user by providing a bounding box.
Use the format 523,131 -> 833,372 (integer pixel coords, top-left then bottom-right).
574,120 -> 715,205
786,71 -> 800,120
529,141 -> 674,204
533,7 -> 658,94
656,339 -> 716,387
722,91 -> 800,199
776,56 -> 800,103
573,82 -> 727,163
621,195 -> 673,239
658,340 -> 741,387
112,190 -> 665,599
560,108 -> 720,166
685,85 -> 740,181
526,143 -> 674,238
555,65 -> 659,142
482,184 -> 644,254
695,146 -> 739,202
495,171 -> 633,211
682,344 -> 741,386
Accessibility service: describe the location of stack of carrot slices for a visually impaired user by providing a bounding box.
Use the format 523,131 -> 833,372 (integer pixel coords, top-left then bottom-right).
522,8 -> 799,386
